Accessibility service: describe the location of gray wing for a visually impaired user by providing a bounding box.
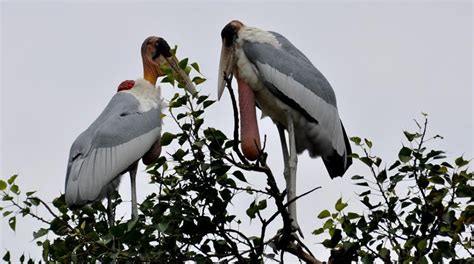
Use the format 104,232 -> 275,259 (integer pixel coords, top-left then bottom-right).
268,31 -> 312,65
65,92 -> 161,206
242,36 -> 349,166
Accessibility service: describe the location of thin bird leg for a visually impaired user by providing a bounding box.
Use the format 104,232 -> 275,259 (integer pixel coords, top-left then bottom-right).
277,124 -> 290,186
129,163 -> 139,219
107,195 -> 115,228
107,195 -> 116,254
286,114 -> 303,237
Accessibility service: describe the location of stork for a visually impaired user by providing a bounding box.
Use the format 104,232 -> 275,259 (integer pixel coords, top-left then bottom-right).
65,36 -> 196,221
217,20 -> 352,234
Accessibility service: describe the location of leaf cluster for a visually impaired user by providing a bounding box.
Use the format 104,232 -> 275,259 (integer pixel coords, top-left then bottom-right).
314,115 -> 473,263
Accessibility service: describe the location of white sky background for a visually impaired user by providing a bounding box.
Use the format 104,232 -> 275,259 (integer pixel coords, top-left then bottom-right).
1,0 -> 472,262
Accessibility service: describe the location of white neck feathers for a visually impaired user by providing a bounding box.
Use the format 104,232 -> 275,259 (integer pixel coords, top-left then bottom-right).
237,26 -> 281,48
123,78 -> 161,112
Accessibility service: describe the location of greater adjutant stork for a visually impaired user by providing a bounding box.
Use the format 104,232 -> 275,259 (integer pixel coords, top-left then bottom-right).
218,20 -> 352,233
65,36 -> 196,220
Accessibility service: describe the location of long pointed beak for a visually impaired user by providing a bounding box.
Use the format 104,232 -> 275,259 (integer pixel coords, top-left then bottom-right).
217,44 -> 234,100
165,56 -> 197,96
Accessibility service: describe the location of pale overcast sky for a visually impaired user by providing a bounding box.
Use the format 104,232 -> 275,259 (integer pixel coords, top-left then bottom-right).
1,1 -> 472,262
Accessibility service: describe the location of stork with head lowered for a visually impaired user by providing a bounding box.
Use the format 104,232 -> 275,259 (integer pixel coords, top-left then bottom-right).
217,20 -> 352,234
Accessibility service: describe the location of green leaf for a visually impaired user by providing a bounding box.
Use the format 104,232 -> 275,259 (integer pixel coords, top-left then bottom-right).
312,228 -> 324,235
172,149 -> 187,161
358,190 -> 371,197
26,191 -> 36,196
232,171 -> 247,183
349,153 -> 360,159
318,210 -> 331,219
355,182 -> 369,187
364,138 -> 373,148
246,202 -> 258,219
322,228 -> 342,248
7,174 -> 17,184
158,222 -> 169,232
9,216 -> 16,231
160,132 -> 176,146
10,184 -> 19,194
350,137 -> 361,145
388,160 -> 401,171
161,76 -> 175,86
203,100 -> 215,108
398,147 -> 412,163
417,239 -> 427,251
455,156 -> 469,167
351,175 -> 364,180
376,170 -> 387,183
196,95 -> 208,104
178,58 -> 188,70
428,175 -> 445,185
257,199 -> 267,210
33,228 -> 49,239
2,251 -> 10,262
192,76 -> 206,85
0,180 -> 6,190
379,247 -> 390,259
347,212 -> 360,220
323,218 -> 334,229
127,218 -> 138,232
403,131 -> 420,142
28,197 -> 40,206
191,62 -> 201,73
335,197 -> 348,212
360,157 -> 373,166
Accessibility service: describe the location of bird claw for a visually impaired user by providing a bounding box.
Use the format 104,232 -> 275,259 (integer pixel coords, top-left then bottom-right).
290,219 -> 304,239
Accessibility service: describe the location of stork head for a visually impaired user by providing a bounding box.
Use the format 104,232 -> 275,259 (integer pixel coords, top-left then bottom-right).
141,36 -> 196,94
217,20 -> 244,100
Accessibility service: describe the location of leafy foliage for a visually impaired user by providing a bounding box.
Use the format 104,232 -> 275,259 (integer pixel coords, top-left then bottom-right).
0,56 -> 318,263
314,115 -> 473,263
1,52 -> 472,263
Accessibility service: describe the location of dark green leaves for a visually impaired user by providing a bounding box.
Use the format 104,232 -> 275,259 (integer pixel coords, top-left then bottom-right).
246,200 -> 267,219
2,251 -> 10,262
8,216 -> 16,231
335,198 -> 348,212
192,77 -> 206,85
7,175 -> 17,185
399,147 -> 413,163
160,132 -> 176,146
455,156 -> 469,167
322,228 -> 342,248
314,115 -> 472,263
0,180 -> 6,191
350,137 -> 361,145
33,228 -> 49,239
318,210 -> 331,219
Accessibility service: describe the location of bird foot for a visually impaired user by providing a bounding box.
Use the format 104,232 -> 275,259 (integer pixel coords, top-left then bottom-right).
290,219 -> 304,239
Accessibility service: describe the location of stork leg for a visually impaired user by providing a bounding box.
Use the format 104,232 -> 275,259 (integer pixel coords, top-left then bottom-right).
278,118 -> 303,237
107,195 -> 116,256
107,195 -> 115,228
129,162 -> 139,219
277,124 -> 290,187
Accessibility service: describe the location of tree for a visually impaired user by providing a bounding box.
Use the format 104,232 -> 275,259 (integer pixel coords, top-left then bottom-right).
313,115 -> 473,263
1,54 -> 472,263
